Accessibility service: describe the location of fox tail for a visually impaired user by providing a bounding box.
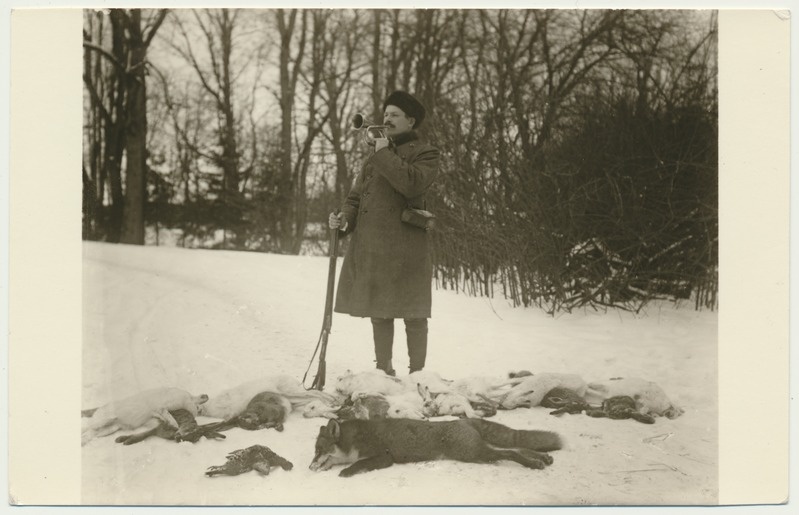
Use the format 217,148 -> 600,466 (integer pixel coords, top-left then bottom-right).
468,418 -> 562,452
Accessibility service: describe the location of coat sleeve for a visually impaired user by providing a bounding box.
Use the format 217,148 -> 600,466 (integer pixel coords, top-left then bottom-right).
369,145 -> 440,199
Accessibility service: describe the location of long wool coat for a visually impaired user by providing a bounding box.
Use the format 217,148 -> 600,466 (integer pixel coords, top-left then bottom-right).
334,131 -> 440,319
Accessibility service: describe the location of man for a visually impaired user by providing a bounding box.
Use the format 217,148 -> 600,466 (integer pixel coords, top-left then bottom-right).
329,91 -> 439,376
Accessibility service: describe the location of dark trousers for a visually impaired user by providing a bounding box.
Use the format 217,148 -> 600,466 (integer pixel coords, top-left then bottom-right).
370,318 -> 428,375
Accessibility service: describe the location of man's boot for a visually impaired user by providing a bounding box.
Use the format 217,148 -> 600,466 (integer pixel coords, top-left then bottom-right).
405,318 -> 428,373
371,318 -> 396,376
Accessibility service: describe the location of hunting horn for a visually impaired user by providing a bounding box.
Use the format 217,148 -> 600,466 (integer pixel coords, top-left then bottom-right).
351,112 -> 388,142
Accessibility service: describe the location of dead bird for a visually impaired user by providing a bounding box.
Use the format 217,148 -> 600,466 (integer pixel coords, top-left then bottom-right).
206,445 -> 293,477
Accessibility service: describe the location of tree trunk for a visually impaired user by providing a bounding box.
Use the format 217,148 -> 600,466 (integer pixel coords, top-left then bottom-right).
371,10 -> 382,116
105,9 -> 128,243
276,10 -> 297,252
275,9 -> 308,253
120,10 -> 148,245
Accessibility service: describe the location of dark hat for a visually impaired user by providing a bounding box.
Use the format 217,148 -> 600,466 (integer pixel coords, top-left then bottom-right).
383,90 -> 426,128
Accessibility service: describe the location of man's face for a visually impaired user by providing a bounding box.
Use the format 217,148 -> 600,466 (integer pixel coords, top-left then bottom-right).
383,105 -> 415,137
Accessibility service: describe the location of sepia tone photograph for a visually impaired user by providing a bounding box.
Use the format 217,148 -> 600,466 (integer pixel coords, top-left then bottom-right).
77,7 -> 720,505
4,3 -> 791,510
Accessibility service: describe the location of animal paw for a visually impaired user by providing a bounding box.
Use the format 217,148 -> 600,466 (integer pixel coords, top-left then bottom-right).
519,449 -> 553,466
630,412 -> 656,424
527,458 -> 546,470
339,467 -> 357,478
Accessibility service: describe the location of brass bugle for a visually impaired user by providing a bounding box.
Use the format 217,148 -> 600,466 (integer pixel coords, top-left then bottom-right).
351,112 -> 388,141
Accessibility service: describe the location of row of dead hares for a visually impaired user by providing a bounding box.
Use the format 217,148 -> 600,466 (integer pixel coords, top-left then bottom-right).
304,370 -> 683,422
81,370 -> 684,446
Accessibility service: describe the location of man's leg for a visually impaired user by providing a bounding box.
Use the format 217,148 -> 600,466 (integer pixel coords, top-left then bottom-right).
405,318 -> 428,373
370,318 -> 395,376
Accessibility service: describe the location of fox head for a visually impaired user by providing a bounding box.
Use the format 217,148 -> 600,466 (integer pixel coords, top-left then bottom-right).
309,419 -> 358,471
309,419 -> 341,471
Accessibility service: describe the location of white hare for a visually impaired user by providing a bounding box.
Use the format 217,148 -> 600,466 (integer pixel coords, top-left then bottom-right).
82,387 -> 208,446
586,377 -> 684,419
334,369 -> 406,400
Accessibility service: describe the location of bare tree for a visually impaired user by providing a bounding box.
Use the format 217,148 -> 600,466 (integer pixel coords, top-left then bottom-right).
273,9 -> 307,251
318,11 -> 365,205
82,8 -> 717,311
167,9 -> 265,247
120,10 -> 169,244
83,11 -> 125,242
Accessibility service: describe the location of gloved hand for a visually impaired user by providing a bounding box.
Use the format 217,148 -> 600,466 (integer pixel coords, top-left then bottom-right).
373,137 -> 389,151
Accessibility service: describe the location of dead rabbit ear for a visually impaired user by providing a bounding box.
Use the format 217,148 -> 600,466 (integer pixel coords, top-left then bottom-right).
417,383 -> 434,401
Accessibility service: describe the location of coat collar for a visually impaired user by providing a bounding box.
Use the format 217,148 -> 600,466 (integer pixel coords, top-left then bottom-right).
390,130 -> 419,147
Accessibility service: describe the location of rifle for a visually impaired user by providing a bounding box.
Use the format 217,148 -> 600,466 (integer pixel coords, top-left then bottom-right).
303,219 -> 340,391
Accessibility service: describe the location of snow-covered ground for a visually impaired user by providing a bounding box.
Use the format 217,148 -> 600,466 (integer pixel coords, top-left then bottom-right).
81,241 -> 717,506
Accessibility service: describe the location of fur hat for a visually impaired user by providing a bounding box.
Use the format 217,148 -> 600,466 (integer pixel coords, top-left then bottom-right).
383,90 -> 426,128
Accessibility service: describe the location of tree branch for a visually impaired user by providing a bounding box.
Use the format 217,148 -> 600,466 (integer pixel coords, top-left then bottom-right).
83,41 -> 125,72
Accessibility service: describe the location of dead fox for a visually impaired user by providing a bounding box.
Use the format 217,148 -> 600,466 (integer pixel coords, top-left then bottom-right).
309,418 -> 562,477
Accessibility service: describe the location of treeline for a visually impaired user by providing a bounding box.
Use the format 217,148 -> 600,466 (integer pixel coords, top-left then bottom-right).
82,9 -> 718,313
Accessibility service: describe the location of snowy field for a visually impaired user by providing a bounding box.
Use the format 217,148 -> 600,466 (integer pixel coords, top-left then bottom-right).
81,241 -> 718,506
